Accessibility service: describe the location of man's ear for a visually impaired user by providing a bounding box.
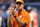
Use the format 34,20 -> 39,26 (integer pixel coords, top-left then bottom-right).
20,4 -> 24,9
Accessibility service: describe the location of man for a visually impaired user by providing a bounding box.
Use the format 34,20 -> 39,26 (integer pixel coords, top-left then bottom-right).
27,6 -> 38,27
0,11 -> 2,27
8,0 -> 30,27
1,5 -> 8,27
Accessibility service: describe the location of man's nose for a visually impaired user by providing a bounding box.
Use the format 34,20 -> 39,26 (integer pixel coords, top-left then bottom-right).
18,4 -> 21,6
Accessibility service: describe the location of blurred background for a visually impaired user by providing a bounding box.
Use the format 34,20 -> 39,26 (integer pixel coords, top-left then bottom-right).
0,0 -> 40,27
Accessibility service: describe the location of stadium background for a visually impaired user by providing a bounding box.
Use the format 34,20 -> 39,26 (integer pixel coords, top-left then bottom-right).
0,0 -> 40,27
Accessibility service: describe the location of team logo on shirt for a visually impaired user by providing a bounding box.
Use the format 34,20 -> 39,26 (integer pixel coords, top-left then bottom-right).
20,16 -> 22,18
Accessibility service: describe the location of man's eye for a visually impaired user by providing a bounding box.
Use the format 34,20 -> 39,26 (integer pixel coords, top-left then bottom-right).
17,4 -> 18,5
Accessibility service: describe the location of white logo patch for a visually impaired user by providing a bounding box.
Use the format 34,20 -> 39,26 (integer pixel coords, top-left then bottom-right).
20,16 -> 22,18
17,0 -> 21,1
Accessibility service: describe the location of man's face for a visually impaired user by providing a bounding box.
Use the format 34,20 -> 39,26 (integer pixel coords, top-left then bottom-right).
16,4 -> 21,9
16,2 -> 24,10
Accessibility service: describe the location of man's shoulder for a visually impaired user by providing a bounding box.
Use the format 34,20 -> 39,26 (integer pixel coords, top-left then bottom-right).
23,9 -> 30,18
23,9 -> 29,14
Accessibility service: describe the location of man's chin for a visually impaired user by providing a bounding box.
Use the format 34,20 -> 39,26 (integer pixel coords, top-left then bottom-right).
17,8 -> 22,11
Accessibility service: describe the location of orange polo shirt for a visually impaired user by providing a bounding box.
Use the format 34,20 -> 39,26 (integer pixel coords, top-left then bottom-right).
12,9 -> 30,27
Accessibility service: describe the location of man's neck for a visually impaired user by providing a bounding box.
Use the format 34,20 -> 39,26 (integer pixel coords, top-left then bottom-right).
18,9 -> 24,14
